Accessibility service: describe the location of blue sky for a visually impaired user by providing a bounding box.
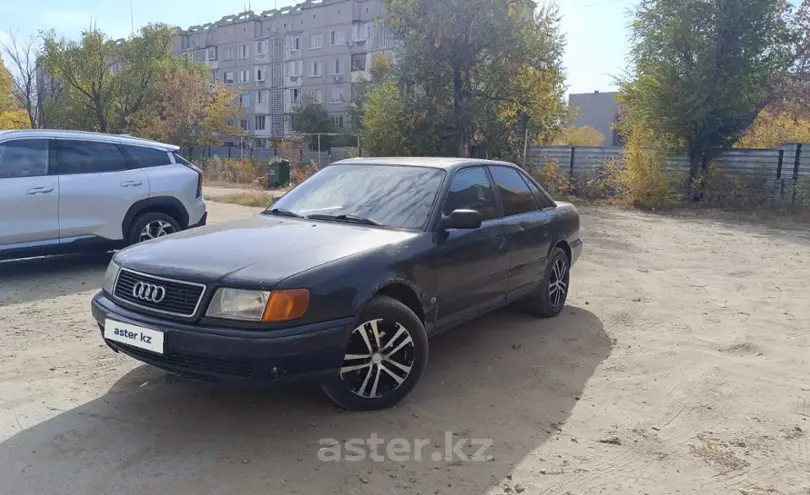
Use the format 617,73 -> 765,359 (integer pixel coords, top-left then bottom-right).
1,0 -> 639,94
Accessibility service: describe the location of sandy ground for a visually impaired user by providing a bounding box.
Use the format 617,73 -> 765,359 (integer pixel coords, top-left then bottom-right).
1,201 -> 808,495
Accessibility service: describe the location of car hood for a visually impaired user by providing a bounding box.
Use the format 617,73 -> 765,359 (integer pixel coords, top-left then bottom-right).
115,215 -> 419,288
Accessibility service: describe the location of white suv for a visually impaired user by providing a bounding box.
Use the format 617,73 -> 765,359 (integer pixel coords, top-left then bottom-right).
0,130 -> 207,260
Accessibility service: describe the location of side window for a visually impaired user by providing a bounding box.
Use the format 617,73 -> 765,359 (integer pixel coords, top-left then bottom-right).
443,167 -> 498,221
489,166 -> 538,217
120,145 -> 171,168
0,140 -> 49,179
57,140 -> 128,174
522,173 -> 556,209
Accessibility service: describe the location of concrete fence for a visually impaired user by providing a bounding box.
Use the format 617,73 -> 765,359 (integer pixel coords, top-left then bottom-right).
526,143 -> 808,202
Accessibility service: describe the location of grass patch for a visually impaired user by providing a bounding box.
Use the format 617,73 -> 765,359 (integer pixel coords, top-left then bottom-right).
208,191 -> 275,208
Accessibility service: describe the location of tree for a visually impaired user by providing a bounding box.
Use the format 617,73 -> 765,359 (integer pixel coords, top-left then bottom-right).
127,64 -> 243,150
736,109 -> 810,148
375,0 -> 568,159
620,0 -> 808,181
552,126 -> 605,147
0,58 -> 29,129
0,31 -> 40,128
291,99 -> 334,148
40,24 -> 177,133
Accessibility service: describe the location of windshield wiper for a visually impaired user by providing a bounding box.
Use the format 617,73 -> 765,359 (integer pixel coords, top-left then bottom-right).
264,208 -> 304,218
306,214 -> 383,227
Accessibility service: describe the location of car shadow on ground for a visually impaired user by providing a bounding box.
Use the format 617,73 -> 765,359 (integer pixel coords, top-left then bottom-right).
0,252 -> 111,305
0,305 -> 611,495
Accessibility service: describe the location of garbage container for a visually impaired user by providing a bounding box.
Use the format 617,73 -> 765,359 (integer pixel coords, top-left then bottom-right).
267,159 -> 291,188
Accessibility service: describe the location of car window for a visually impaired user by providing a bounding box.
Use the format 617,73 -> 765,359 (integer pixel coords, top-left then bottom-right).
120,145 -> 171,168
57,140 -> 129,174
271,164 -> 445,230
522,173 -> 556,209
0,140 -> 49,179
489,166 -> 538,217
442,167 -> 498,221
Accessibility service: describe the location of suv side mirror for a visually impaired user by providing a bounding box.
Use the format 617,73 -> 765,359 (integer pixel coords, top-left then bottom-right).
440,209 -> 483,230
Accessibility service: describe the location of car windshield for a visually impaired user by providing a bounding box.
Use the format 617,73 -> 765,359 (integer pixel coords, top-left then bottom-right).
268,164 -> 446,230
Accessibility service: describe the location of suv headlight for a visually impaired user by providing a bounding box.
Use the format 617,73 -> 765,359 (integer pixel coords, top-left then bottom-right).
206,288 -> 310,322
102,260 -> 120,295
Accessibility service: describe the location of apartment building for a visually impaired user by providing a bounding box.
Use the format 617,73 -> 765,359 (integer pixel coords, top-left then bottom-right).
174,0 -> 392,146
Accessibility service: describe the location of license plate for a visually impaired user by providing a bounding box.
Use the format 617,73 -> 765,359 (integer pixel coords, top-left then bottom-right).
104,319 -> 165,355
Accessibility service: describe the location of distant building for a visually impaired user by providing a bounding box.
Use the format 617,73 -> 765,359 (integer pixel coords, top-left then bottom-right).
568,91 -> 621,146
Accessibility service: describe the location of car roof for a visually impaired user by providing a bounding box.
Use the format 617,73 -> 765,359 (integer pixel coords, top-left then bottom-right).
331,157 -> 519,171
0,129 -> 180,151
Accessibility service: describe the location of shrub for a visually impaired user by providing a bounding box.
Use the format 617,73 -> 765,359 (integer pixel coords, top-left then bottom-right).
290,160 -> 320,186
693,163 -> 769,209
532,161 -> 572,198
197,156 -> 260,184
610,140 -> 682,209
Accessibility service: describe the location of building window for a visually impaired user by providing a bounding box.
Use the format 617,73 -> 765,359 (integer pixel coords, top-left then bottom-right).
110,63 -> 122,75
257,90 -> 265,104
289,60 -> 302,76
238,44 -> 249,59
307,89 -> 323,104
254,138 -> 266,148
379,23 -> 390,48
353,23 -> 367,42
331,58 -> 344,75
255,116 -> 267,131
331,116 -> 344,129
256,66 -> 265,81
224,47 -> 234,61
291,88 -> 301,105
310,61 -> 322,77
330,87 -> 345,104
331,30 -> 346,46
239,70 -> 250,83
240,119 -> 249,130
351,53 -> 366,71
292,36 -> 301,50
256,41 -> 264,54
224,72 -> 235,84
240,93 -> 250,107
310,33 -> 323,49
207,47 -> 216,61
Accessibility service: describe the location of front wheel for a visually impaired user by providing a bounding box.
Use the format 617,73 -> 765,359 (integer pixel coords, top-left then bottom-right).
321,295 -> 428,411
523,247 -> 570,318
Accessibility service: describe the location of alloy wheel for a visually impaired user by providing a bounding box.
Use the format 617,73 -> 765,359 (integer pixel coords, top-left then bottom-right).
340,319 -> 415,399
139,220 -> 176,242
549,257 -> 568,310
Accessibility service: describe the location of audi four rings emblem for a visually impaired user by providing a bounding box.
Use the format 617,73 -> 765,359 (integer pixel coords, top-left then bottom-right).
132,282 -> 167,303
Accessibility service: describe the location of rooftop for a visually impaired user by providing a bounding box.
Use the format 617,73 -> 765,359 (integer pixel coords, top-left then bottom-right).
333,157 -> 516,170
0,129 -> 179,150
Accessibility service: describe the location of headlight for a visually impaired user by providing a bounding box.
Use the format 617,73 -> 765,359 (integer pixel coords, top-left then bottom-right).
206,288 -> 310,322
102,260 -> 120,295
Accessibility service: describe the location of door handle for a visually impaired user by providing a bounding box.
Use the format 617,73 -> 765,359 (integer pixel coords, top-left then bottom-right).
25,187 -> 54,195
497,236 -> 507,250
120,181 -> 143,187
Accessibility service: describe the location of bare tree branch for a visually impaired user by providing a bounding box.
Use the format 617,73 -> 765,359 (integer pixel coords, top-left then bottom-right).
0,30 -> 40,128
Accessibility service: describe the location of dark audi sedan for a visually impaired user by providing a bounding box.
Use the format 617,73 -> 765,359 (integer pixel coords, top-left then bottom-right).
92,158 -> 582,410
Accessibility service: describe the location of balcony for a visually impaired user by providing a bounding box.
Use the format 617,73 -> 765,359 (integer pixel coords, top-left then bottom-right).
285,48 -> 302,61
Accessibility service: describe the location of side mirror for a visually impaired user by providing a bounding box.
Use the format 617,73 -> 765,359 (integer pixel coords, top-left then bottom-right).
440,209 -> 483,230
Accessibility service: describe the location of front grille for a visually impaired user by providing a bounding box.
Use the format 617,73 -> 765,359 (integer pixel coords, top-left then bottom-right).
114,269 -> 206,317
115,343 -> 255,379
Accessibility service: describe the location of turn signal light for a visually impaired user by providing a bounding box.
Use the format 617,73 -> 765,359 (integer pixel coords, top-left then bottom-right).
262,289 -> 311,322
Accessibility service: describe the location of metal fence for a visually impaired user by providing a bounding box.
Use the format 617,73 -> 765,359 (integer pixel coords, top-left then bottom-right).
185,146 -> 357,166
526,143 -> 808,202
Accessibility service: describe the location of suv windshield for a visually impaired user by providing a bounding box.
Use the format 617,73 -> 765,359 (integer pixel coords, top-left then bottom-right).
268,164 -> 446,230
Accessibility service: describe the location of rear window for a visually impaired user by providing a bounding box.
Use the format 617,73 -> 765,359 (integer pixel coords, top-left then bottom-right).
120,145 -> 171,168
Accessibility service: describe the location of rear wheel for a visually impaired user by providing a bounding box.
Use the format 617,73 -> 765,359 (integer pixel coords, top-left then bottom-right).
127,212 -> 181,246
321,295 -> 428,411
522,247 -> 570,317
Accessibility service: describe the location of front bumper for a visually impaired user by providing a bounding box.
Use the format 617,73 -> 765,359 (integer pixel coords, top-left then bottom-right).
92,292 -> 350,384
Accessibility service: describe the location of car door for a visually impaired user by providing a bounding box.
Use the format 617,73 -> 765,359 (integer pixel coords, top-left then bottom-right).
488,165 -> 553,298
54,139 -> 150,243
0,138 -> 60,247
434,166 -> 510,324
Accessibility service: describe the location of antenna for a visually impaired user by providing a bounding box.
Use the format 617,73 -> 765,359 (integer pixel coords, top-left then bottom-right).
130,0 -> 135,35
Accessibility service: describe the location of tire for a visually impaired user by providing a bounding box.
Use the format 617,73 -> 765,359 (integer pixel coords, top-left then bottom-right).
321,295 -> 429,411
523,247 -> 571,318
127,212 -> 181,246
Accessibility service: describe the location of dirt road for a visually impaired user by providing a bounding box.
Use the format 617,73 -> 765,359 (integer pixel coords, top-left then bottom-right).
1,202 -> 808,495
